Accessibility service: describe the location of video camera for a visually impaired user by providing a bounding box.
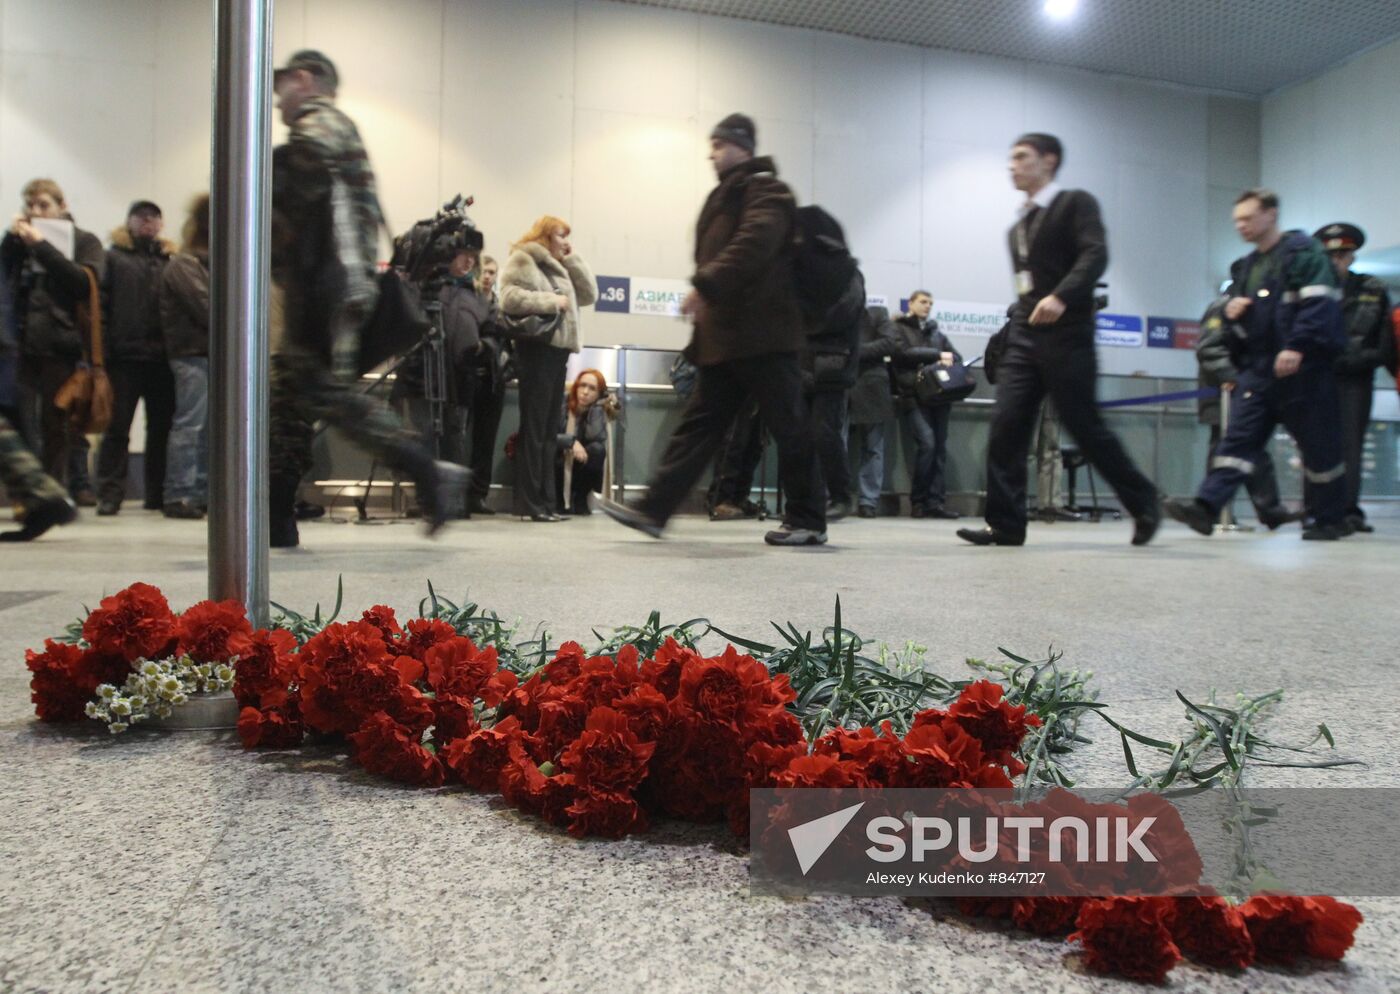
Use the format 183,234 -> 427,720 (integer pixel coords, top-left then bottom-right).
391,194 -> 484,287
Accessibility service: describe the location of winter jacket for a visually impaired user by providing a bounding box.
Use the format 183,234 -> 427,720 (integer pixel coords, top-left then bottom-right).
103,227 -> 177,363
889,315 -> 962,399
159,252 -> 210,359
849,305 -> 898,425
800,271 -> 864,394
686,156 -> 804,366
499,242 -> 597,354
1334,270 -> 1393,379
1226,230 -> 1345,370
1,222 -> 106,360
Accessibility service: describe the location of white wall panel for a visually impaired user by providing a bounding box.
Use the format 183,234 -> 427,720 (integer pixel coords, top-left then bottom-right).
813,33 -> 921,142
575,0 -> 698,118
923,49 -> 1025,149
697,16 -> 815,124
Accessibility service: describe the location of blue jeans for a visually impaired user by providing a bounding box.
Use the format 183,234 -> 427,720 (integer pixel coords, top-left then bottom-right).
851,421 -> 885,509
902,403 -> 950,510
166,357 -> 209,504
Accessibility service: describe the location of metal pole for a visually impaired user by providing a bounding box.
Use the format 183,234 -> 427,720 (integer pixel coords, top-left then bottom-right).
209,0 -> 272,626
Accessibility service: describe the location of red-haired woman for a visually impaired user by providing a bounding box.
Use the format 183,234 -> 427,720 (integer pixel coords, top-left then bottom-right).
499,215 -> 596,521
556,368 -> 613,514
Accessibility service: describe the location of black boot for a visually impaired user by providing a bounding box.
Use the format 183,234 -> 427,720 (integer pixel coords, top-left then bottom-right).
269,476 -> 300,548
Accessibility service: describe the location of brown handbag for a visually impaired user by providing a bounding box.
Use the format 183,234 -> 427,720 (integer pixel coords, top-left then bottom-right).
53,266 -> 114,434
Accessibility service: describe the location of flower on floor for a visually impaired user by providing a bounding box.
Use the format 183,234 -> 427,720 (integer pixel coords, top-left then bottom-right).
1069,896 -> 1182,984
1239,893 -> 1363,964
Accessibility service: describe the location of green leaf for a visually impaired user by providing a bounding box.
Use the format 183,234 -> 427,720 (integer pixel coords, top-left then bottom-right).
1177,691 -> 1239,770
1119,731 -> 1140,778
1318,723 -> 1335,748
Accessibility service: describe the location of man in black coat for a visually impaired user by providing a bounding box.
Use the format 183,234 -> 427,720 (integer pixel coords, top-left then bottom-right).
600,113 -> 825,546
958,133 -> 1160,547
848,305 -> 898,517
801,270 -> 864,519
890,290 -> 962,519
93,201 -> 177,515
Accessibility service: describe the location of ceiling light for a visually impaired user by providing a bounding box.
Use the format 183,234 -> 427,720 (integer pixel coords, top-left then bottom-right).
1044,0 -> 1079,20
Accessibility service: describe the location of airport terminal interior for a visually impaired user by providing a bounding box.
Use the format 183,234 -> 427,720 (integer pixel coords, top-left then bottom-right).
3,1 -> 1400,992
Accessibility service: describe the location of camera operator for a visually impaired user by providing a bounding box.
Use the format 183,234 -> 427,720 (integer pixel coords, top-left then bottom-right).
270,50 -> 464,543
889,291 -> 960,519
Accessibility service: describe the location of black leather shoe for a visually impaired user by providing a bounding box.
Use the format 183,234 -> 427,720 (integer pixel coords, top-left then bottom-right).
910,505 -> 928,519
163,500 -> 205,520
927,506 -> 961,520
520,513 -> 558,523
1163,498 -> 1214,536
97,499 -> 121,516
956,526 -> 1024,547
0,497 -> 77,542
467,499 -> 497,516
1302,523 -> 1346,541
418,462 -> 471,536
856,505 -> 876,519
1256,505 -> 1304,531
1345,514 -> 1374,534
597,496 -> 665,538
1131,502 -> 1162,546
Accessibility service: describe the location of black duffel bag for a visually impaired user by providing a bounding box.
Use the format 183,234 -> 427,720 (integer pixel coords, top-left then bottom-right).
915,357 -> 978,405
498,310 -> 563,347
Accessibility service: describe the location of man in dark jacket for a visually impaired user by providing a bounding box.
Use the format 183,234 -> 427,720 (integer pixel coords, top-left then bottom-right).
849,305 -> 898,517
1166,190 -> 1347,540
801,270 -> 863,519
93,201 -> 177,515
464,254 -> 509,515
1194,295 -> 1296,529
1,178 -> 105,500
1,270 -> 75,540
959,133 -> 1160,547
891,290 -> 962,519
1313,223 -> 1393,533
600,113 -> 826,546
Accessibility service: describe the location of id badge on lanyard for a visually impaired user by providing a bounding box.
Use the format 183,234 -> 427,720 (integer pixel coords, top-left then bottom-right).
1014,206 -> 1048,298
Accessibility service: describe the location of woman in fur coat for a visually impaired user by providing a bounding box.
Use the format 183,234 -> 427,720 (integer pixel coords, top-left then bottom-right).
499,216 -> 596,521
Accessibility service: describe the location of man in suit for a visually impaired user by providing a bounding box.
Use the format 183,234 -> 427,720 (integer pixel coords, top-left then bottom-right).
958,133 -> 1160,547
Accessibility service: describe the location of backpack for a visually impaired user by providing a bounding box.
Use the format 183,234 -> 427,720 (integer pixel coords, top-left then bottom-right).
792,205 -> 858,326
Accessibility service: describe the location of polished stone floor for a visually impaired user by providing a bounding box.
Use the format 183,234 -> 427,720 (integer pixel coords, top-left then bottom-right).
2,502 -> 1397,993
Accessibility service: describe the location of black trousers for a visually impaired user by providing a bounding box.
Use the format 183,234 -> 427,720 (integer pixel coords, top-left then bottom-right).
641,352 -> 824,531
95,358 -> 175,506
1206,422 -> 1280,515
708,399 -> 763,508
807,388 -> 852,505
984,324 -> 1157,538
1336,374 -> 1373,520
17,354 -> 81,487
466,372 -> 506,504
512,341 -> 569,517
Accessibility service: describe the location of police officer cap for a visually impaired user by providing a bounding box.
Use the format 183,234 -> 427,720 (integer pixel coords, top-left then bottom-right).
274,50 -> 338,90
1313,222 -> 1364,253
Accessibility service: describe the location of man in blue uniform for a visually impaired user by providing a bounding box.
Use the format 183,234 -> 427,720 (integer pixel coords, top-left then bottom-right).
1166,189 -> 1348,540
1312,222 -> 1393,534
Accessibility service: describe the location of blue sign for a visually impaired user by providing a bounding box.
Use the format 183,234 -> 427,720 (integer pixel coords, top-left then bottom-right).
595,276 -> 630,313
1094,313 -> 1144,348
1146,317 -> 1175,349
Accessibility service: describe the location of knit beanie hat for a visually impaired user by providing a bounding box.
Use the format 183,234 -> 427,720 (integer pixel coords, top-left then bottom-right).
710,113 -> 757,154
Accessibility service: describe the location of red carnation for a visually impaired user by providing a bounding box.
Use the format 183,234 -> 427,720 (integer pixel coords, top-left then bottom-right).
237,703 -> 304,749
774,753 -> 871,789
498,742 -> 575,826
677,655 -> 745,726
396,618 -> 459,662
814,724 -> 906,786
1070,897 -> 1181,984
443,715 -> 526,790
559,707 -> 655,795
1170,896 -> 1254,970
431,692 -> 479,747
544,641 -> 586,684
423,637 -> 499,700
480,668 -> 518,708
651,713 -> 746,821
611,684 -> 670,742
640,638 -> 699,699
897,719 -> 987,787
1012,897 -> 1084,936
359,605 -> 403,642
565,655 -> 639,710
347,711 -> 444,787
535,693 -> 589,759
946,680 -> 1041,768
496,674 -> 544,732
1240,894 -> 1363,964
81,582 -> 177,662
229,628 -> 299,709
174,599 -> 253,663
565,790 -> 647,838
26,640 -> 107,722
955,897 -> 1015,920
295,621 -> 396,735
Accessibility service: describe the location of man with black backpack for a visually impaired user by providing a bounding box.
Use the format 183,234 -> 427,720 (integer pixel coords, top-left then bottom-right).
599,112 -> 826,546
